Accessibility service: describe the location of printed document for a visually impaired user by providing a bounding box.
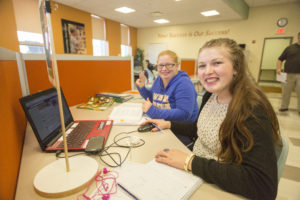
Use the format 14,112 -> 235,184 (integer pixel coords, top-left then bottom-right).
276,72 -> 287,83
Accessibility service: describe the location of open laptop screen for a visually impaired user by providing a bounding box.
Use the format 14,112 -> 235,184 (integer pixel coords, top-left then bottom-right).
20,88 -> 73,149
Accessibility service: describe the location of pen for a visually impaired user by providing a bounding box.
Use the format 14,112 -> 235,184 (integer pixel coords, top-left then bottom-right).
151,122 -> 162,132
118,183 -> 139,200
144,117 -> 162,132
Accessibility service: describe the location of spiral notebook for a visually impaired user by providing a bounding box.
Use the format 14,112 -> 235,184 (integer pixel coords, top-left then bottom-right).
116,160 -> 203,200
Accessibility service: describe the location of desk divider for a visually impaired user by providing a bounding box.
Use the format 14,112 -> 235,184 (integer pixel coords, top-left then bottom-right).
181,59 -> 197,76
23,54 -> 132,106
0,47 -> 27,200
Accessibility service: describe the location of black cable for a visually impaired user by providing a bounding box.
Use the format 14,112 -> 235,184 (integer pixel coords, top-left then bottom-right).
55,150 -> 86,158
55,130 -> 146,167
98,130 -> 145,167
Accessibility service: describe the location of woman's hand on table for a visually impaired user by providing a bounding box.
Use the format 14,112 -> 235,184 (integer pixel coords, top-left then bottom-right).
155,149 -> 189,170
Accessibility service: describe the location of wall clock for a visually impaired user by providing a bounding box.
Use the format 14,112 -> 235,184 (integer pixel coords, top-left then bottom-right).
277,18 -> 288,27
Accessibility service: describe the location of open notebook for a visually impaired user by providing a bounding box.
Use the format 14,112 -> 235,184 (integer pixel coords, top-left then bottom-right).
115,160 -> 203,200
109,103 -> 146,125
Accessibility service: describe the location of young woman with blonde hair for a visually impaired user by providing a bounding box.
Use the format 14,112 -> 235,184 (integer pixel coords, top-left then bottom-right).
136,50 -> 198,123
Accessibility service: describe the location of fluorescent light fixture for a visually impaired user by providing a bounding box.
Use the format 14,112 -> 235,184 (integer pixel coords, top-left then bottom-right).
201,10 -> 220,17
91,14 -> 101,19
154,19 -> 170,24
115,7 -> 136,14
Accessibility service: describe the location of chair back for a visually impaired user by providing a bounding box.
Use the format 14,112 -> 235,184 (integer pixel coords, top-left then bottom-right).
276,135 -> 289,180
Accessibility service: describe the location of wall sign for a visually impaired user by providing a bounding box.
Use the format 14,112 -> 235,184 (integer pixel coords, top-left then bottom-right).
157,29 -> 230,39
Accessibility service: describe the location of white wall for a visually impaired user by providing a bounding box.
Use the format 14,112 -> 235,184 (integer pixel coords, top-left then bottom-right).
137,3 -> 300,81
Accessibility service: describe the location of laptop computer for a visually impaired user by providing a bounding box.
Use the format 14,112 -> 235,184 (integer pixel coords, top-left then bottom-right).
19,87 -> 113,152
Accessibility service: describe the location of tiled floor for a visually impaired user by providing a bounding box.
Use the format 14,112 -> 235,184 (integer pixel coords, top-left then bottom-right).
265,92 -> 300,200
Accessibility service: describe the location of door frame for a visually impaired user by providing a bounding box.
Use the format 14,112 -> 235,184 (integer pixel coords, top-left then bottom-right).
258,37 -> 293,82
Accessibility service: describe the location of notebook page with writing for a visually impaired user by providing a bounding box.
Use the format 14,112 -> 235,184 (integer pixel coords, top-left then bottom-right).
116,159 -> 203,200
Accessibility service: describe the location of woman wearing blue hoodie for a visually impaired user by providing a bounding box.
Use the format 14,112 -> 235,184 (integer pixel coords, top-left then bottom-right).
136,50 -> 199,123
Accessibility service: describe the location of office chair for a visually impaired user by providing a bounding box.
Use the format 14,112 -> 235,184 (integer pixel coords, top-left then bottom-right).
276,135 -> 289,181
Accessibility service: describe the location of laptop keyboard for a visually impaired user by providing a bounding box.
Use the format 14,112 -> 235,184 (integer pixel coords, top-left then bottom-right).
57,121 -> 96,148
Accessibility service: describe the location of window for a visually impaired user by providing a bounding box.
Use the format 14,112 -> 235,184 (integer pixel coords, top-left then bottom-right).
93,39 -> 109,56
17,31 -> 44,54
120,24 -> 132,57
121,45 -> 132,57
91,14 -> 108,56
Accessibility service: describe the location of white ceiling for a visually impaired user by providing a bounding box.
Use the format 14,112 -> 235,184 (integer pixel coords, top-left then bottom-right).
54,0 -> 299,28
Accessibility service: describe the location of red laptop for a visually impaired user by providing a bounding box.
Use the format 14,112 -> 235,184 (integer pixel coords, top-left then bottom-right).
19,87 -> 112,152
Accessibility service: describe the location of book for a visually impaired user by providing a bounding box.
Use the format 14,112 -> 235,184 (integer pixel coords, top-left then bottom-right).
116,160 -> 203,200
108,103 -> 146,125
77,96 -> 114,111
96,92 -> 133,103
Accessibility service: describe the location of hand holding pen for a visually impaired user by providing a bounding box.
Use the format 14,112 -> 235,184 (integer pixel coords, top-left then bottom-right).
141,118 -> 171,132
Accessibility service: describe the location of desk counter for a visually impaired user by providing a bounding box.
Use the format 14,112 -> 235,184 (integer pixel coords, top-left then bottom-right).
15,102 -> 244,200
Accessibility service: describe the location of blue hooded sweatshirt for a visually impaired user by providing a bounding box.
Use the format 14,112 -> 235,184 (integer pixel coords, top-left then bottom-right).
137,71 -> 199,122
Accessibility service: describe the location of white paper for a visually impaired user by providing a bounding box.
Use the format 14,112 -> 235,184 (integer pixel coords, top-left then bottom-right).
276,72 -> 287,83
109,103 -> 144,125
116,159 -> 203,200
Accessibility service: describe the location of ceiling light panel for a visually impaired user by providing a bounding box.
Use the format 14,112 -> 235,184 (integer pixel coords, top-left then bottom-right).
91,14 -> 101,19
115,7 -> 136,14
154,19 -> 170,24
201,10 -> 220,16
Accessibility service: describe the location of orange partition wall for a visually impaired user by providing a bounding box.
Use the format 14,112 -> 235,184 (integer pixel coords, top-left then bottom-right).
181,59 -> 196,76
0,61 -> 27,200
0,0 -> 19,52
25,59 -> 132,106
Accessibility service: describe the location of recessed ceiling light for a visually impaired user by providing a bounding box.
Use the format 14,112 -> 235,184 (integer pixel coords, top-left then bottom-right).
115,7 -> 136,14
201,10 -> 220,17
154,19 -> 170,24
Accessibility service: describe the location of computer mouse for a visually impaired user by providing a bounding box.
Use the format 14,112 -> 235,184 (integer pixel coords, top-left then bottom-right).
137,123 -> 155,132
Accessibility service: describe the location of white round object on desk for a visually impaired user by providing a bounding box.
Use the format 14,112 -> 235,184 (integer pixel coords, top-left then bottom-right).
33,156 -> 98,198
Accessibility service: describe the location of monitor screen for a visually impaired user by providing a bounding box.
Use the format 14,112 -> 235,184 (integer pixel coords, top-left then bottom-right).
20,88 -> 73,145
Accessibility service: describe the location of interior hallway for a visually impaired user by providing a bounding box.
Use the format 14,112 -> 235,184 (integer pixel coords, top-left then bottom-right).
265,92 -> 300,200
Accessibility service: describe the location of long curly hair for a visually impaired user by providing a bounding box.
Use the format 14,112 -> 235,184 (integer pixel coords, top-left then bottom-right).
198,38 -> 281,165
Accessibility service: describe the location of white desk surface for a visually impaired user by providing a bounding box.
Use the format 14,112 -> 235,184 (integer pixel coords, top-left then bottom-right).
15,99 -> 244,200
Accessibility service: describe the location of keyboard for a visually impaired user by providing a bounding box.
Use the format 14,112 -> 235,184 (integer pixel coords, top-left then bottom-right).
57,121 -> 96,148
